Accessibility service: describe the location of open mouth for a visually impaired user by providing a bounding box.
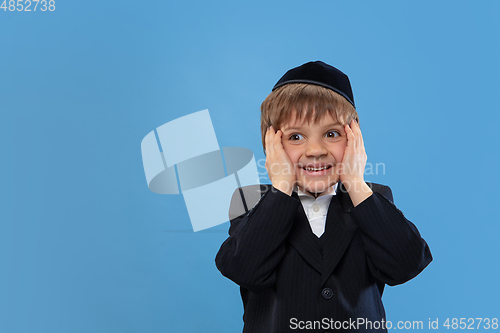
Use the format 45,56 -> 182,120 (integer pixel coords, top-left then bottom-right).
304,166 -> 330,171
300,164 -> 333,175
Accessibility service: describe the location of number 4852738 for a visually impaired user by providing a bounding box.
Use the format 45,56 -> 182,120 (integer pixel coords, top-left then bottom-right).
1,0 -> 55,11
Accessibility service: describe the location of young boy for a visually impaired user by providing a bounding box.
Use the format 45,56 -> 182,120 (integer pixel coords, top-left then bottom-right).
215,61 -> 432,332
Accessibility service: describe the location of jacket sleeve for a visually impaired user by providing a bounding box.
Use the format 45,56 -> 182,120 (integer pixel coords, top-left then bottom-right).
349,185 -> 432,286
215,186 -> 300,293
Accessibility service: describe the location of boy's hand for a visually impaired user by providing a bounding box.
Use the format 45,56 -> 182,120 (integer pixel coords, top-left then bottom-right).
340,119 -> 373,206
265,126 -> 295,196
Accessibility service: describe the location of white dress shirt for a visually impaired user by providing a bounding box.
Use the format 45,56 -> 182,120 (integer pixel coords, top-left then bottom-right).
296,183 -> 338,238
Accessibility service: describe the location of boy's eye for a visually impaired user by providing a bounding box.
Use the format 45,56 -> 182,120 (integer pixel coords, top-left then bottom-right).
325,131 -> 340,138
289,133 -> 304,141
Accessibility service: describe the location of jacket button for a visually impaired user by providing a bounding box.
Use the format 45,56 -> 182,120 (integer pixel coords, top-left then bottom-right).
321,288 -> 333,299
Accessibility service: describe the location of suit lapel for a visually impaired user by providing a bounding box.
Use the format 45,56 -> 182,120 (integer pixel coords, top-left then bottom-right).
320,183 -> 358,286
282,183 -> 360,279
287,191 -> 323,274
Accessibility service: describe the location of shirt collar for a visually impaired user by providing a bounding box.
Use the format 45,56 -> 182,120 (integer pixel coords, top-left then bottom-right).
296,182 -> 338,199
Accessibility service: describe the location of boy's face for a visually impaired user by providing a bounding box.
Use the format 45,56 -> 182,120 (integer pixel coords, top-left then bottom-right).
280,113 -> 347,196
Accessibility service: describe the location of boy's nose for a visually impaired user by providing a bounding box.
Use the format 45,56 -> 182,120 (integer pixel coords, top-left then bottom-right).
305,139 -> 327,157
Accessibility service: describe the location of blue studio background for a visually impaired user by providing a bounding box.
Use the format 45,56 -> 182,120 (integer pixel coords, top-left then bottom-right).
2,1 -> 499,332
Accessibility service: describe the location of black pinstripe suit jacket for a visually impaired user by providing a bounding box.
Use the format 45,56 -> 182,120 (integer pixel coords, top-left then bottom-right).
215,183 -> 432,333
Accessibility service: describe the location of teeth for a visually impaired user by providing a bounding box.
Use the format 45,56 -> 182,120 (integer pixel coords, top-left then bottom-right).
305,166 -> 328,171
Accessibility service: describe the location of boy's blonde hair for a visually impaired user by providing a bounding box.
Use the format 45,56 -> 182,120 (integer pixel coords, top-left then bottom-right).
260,83 -> 359,149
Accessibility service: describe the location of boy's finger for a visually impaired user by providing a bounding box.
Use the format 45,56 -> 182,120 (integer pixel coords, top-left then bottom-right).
350,119 -> 360,138
345,124 -> 356,148
344,124 -> 350,143
353,119 -> 363,140
265,127 -> 274,156
350,120 -> 363,149
354,121 -> 365,150
273,130 -> 284,152
265,127 -> 270,153
270,127 -> 280,156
